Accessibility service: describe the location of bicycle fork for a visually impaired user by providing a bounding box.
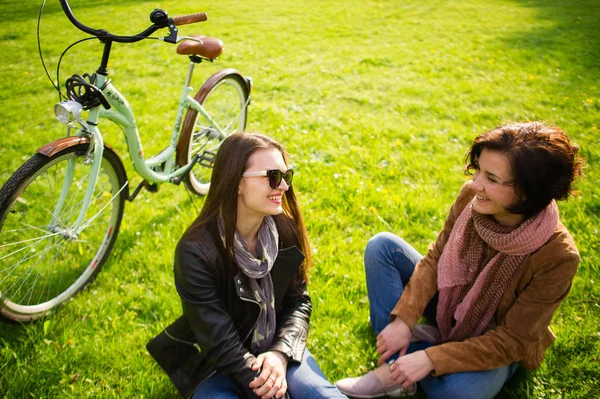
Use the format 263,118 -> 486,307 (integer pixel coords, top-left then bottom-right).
49,107 -> 107,240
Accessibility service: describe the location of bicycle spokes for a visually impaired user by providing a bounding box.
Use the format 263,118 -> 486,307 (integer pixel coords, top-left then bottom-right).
0,148 -> 125,316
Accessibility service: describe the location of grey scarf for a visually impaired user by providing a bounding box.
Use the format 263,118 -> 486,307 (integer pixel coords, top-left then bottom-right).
218,215 -> 279,353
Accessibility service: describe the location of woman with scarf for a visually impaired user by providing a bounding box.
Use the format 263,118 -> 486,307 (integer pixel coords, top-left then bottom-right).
335,122 -> 583,399
147,133 -> 346,399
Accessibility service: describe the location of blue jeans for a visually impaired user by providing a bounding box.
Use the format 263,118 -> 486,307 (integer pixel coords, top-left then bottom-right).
192,349 -> 347,398
365,232 -> 518,399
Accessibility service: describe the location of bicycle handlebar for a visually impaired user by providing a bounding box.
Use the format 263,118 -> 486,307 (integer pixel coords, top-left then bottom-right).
58,0 -> 206,43
173,12 -> 208,26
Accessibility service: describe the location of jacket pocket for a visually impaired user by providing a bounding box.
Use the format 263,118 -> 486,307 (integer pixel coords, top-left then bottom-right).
146,318 -> 211,399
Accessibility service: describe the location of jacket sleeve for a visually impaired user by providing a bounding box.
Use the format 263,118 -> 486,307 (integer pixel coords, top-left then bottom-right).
269,275 -> 312,364
424,248 -> 579,375
174,240 -> 259,394
390,181 -> 474,328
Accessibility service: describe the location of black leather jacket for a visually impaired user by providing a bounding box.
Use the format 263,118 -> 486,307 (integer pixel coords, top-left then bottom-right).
146,221 -> 311,398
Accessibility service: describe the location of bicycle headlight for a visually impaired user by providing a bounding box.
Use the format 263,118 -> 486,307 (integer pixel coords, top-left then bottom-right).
54,100 -> 83,125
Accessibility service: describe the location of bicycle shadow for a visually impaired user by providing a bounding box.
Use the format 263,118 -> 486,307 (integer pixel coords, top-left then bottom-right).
0,314 -> 54,367
0,318 -> 32,340
109,188 -> 204,263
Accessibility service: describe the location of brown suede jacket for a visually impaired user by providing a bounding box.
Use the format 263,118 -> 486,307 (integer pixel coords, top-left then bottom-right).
391,181 -> 580,376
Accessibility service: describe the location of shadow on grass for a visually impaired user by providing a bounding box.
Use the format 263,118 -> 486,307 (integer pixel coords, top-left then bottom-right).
3,0 -> 157,23
0,319 -> 34,341
502,0 -> 599,83
108,194 -> 202,261
492,4 -> 599,394
497,367 -> 534,399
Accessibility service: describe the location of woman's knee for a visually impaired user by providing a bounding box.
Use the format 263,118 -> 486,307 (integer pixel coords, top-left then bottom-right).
287,350 -> 346,398
364,232 -> 418,273
364,233 -> 404,265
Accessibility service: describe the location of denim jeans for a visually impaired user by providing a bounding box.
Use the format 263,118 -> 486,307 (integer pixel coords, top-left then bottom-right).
192,348 -> 347,398
364,232 -> 518,399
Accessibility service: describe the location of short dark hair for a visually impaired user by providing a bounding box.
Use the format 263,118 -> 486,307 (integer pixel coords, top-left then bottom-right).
465,122 -> 584,216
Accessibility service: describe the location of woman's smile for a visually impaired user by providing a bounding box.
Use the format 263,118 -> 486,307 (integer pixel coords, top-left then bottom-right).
268,194 -> 282,204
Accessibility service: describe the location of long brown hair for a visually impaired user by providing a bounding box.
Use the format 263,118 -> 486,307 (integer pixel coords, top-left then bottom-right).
183,133 -> 312,281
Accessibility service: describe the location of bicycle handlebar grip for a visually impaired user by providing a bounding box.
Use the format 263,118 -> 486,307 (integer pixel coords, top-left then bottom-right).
172,12 -> 208,26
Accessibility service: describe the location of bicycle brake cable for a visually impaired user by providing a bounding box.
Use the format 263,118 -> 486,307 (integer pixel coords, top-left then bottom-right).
56,37 -> 99,99
37,0 -> 64,99
38,0 -> 95,101
38,0 -> 164,101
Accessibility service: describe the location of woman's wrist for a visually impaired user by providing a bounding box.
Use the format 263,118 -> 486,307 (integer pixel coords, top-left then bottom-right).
421,349 -> 436,374
271,350 -> 289,368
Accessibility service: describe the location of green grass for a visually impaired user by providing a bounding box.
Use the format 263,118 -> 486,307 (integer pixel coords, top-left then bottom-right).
1,0 -> 599,397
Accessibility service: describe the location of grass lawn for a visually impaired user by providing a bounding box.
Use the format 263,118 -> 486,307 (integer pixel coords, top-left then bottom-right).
1,0 -> 599,397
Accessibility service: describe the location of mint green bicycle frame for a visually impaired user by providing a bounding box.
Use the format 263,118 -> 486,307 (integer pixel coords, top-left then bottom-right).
55,61 -> 223,236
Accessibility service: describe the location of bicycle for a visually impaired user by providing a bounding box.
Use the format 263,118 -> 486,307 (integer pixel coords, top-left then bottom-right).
0,0 -> 251,322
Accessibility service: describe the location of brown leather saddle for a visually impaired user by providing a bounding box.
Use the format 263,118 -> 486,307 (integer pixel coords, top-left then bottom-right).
176,34 -> 224,60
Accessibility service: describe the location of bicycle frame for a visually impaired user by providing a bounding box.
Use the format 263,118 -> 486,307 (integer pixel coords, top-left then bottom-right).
0,0 -> 251,321
45,0 -> 247,237
96,61 -> 221,183
56,60 -> 223,235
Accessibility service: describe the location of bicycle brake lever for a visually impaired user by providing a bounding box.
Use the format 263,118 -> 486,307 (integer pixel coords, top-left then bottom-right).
158,35 -> 204,45
168,35 -> 205,45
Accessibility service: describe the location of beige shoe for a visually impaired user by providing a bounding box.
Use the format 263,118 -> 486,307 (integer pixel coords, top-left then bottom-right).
335,371 -> 416,398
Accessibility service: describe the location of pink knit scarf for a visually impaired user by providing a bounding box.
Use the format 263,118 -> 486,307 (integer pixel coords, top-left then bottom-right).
436,199 -> 558,343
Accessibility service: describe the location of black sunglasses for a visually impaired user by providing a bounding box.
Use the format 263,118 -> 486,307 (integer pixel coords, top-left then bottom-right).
242,169 -> 294,189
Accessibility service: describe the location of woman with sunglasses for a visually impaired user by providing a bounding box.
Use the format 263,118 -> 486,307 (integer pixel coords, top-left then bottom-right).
335,122 -> 583,399
147,133 -> 346,399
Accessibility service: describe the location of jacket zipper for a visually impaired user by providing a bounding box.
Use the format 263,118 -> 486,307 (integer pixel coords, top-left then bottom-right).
187,370 -> 216,399
184,286 -> 262,398
164,329 -> 202,353
239,295 -> 261,343
186,298 -> 260,399
165,329 -> 216,399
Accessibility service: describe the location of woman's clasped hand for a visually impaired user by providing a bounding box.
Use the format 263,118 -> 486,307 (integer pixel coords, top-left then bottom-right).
249,351 -> 289,399
376,317 -> 412,364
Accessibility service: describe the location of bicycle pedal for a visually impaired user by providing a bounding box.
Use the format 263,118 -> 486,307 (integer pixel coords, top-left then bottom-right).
198,150 -> 216,168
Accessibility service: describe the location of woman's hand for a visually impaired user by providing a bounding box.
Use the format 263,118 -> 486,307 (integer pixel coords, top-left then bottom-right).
389,350 -> 435,389
249,351 -> 289,399
376,317 -> 412,365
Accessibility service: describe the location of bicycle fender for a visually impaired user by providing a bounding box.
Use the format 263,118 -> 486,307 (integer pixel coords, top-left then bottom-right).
195,68 -> 248,103
37,136 -> 91,157
176,68 -> 249,167
36,137 -> 129,197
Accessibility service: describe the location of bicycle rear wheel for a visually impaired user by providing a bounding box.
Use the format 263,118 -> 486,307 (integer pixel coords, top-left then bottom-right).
0,144 -> 127,321
179,71 -> 249,195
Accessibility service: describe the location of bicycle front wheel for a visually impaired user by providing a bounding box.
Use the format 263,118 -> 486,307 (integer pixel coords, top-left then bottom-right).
0,144 -> 127,321
179,71 -> 249,195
